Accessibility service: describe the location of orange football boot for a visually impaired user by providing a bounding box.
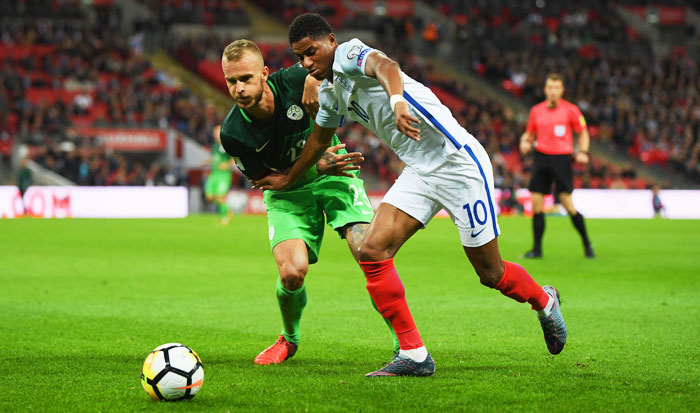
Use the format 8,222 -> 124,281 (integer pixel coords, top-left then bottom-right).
254,335 -> 298,365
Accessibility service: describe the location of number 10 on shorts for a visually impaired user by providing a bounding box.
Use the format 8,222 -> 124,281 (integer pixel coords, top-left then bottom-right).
463,200 -> 487,229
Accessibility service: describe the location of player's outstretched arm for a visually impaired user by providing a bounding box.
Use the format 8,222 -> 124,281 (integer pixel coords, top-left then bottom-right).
364,53 -> 421,141
251,125 -> 337,191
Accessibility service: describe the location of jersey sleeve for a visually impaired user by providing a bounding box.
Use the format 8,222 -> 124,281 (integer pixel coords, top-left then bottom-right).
314,82 -> 344,128
336,38 -> 385,78
525,107 -> 537,134
219,130 -> 269,180
570,105 -> 587,134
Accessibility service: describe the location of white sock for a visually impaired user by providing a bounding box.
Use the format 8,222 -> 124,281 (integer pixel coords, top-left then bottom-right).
537,293 -> 554,318
399,346 -> 428,362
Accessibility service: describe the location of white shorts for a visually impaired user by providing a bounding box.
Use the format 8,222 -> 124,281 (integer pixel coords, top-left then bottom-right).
382,145 -> 501,247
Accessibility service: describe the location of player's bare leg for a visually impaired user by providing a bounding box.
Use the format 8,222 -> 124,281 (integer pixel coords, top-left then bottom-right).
464,239 -> 567,354
254,239 -> 308,365
343,222 -> 400,353
357,204 -> 435,377
524,192 -> 545,258
559,192 -> 594,258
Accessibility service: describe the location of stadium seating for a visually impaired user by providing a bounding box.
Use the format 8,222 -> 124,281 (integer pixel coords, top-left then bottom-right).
143,0 -> 250,26
425,0 -> 698,180
0,0 -> 666,191
0,10 -> 224,186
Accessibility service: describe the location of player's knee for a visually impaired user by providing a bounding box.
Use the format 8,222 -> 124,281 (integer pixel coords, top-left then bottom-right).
357,240 -> 390,262
475,262 -> 505,288
279,263 -> 307,290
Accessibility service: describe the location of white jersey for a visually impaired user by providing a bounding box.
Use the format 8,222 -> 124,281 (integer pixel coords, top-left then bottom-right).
315,38 -> 482,173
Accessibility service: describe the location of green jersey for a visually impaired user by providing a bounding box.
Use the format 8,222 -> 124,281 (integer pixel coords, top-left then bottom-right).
210,144 -> 232,177
219,64 -> 347,187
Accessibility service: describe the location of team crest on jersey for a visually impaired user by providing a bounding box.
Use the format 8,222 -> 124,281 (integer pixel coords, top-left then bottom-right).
334,74 -> 352,92
346,45 -> 362,59
287,105 -> 303,120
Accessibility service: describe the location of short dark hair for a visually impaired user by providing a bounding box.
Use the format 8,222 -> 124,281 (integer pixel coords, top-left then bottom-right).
288,13 -> 333,45
546,73 -> 564,83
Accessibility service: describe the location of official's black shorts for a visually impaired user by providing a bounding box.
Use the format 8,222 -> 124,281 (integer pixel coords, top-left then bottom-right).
528,151 -> 574,195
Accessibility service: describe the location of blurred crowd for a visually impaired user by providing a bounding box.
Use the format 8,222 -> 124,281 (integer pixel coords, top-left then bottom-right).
0,6 -> 223,185
427,0 -> 700,180
4,0 -> 692,191
143,0 -> 249,27
31,137 -> 185,186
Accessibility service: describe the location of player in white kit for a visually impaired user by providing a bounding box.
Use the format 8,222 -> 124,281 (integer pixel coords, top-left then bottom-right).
254,13 -> 568,377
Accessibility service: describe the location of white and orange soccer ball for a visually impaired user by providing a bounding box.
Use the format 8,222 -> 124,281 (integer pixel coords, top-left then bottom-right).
141,343 -> 204,401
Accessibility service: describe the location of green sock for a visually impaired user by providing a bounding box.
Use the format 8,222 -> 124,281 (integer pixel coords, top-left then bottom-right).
276,277 -> 307,345
370,295 -> 400,352
217,201 -> 229,218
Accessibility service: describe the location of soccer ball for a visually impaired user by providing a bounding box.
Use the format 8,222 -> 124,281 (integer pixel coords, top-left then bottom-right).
141,343 -> 204,401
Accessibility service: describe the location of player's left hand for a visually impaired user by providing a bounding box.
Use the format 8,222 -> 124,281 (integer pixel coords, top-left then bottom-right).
574,151 -> 589,164
316,144 -> 364,177
302,75 -> 321,116
394,102 -> 421,141
251,173 -> 290,191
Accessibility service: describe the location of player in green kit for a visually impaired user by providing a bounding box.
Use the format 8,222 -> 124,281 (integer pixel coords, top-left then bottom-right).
204,125 -> 235,224
218,39 -> 399,364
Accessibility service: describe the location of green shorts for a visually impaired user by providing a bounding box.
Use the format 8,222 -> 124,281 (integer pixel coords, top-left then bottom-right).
205,173 -> 232,197
264,175 -> 374,264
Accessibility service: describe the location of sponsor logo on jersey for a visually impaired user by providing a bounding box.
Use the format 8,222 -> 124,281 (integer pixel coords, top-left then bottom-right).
357,48 -> 371,67
579,115 -> 587,127
287,105 -> 303,120
346,45 -> 362,59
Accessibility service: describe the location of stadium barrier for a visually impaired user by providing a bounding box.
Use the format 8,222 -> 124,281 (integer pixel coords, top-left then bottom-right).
0,186 -> 188,218
3,187 -> 697,219
75,128 -> 168,151
224,188 -> 700,219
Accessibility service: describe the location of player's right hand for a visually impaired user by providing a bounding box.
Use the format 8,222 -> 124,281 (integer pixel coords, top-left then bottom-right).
394,102 -> 421,141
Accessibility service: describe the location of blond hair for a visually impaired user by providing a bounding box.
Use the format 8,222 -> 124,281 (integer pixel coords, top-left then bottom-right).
222,39 -> 262,62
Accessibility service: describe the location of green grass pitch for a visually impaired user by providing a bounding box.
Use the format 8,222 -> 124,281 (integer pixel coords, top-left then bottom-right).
1,215 -> 698,411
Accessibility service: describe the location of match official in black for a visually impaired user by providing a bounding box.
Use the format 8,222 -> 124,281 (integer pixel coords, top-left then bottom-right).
520,73 -> 594,258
